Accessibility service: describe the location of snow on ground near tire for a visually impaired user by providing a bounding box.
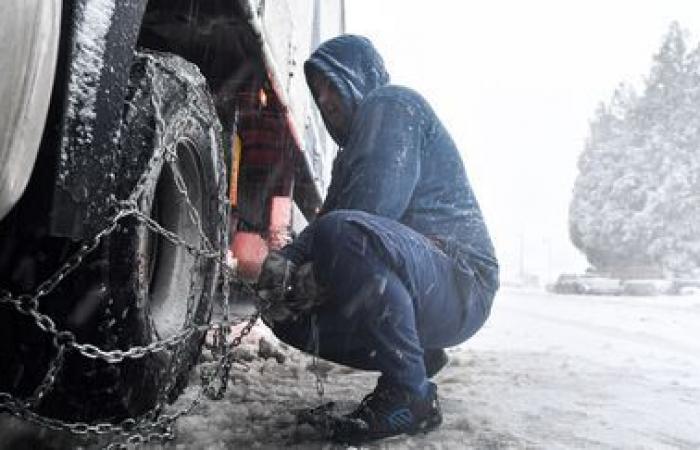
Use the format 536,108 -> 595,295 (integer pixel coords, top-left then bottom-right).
2,288 -> 699,449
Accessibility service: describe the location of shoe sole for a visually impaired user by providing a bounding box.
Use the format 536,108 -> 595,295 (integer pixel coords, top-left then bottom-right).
410,411 -> 443,435
333,412 -> 443,445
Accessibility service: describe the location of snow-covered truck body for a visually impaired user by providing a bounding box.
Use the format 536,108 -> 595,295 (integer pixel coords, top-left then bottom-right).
0,0 -> 343,424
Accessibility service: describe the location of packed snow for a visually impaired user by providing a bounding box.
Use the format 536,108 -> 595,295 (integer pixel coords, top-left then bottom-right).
67,0 -> 115,125
1,287 -> 699,449
60,0 -> 116,187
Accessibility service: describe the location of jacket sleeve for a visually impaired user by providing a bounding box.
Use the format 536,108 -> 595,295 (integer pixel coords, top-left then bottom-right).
329,93 -> 423,219
279,221 -> 315,265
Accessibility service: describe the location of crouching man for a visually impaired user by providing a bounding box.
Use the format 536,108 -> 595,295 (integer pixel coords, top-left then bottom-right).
256,34 -> 499,444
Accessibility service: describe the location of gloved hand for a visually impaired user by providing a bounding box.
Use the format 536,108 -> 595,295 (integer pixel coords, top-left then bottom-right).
256,251 -> 296,322
257,254 -> 329,323
287,262 -> 327,312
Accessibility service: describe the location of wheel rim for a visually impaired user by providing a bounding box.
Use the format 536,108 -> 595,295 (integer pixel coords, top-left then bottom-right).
145,139 -> 206,339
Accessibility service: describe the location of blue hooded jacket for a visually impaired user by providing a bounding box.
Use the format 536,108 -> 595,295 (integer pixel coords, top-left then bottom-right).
283,35 -> 498,291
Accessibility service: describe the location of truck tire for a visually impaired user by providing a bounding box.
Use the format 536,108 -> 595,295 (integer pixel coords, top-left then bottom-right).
0,51 -> 224,422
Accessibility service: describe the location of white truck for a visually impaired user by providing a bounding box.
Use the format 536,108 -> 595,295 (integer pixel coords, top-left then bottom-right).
0,0 -> 343,426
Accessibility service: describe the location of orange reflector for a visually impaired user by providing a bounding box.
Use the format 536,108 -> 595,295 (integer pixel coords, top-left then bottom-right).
229,133 -> 242,207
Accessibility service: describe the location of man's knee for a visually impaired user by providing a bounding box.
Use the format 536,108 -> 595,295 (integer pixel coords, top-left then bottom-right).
312,210 -> 368,256
311,210 -> 377,286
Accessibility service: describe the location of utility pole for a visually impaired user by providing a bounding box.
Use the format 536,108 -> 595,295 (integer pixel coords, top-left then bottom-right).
519,233 -> 525,281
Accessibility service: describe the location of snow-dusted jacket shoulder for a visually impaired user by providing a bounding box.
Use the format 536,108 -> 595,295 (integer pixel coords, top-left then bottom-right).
321,85 -> 435,219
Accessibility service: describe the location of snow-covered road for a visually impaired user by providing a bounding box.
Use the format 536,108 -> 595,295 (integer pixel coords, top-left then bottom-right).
2,288 -> 699,449
444,288 -> 700,449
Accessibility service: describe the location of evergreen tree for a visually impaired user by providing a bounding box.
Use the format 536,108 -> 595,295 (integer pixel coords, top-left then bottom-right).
570,22 -> 700,277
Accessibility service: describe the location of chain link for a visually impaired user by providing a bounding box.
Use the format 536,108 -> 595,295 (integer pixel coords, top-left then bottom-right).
25,344 -> 67,409
72,327 -> 197,363
165,145 -> 215,254
202,310 -> 260,401
310,313 -> 325,398
131,209 -> 220,259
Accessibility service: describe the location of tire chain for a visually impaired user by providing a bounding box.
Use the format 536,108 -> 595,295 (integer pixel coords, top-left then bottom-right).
0,182 -> 264,448
0,175 -> 265,447
0,53 -> 274,447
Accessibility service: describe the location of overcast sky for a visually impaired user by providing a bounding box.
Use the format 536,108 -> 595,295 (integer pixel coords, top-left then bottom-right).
345,0 -> 700,282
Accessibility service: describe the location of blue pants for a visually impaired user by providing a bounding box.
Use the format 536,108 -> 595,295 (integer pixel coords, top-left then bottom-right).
270,210 -> 495,394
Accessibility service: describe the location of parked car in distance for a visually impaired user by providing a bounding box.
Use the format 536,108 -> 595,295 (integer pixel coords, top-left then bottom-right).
621,279 -> 675,296
548,273 -> 622,295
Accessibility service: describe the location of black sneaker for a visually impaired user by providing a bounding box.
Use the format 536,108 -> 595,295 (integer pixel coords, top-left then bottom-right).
424,348 -> 449,378
330,381 -> 442,444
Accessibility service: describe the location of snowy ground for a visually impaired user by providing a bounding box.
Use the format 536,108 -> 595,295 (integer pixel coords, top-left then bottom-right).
2,287 -> 699,449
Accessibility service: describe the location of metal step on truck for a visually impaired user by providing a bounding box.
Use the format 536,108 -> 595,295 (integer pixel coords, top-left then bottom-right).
0,0 -> 343,436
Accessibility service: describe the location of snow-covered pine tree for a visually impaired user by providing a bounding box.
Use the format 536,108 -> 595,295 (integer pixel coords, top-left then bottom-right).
569,22 -> 700,278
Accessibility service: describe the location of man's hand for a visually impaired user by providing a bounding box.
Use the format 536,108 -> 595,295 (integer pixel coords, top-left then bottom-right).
257,251 -> 296,321
257,254 -> 329,323
288,262 -> 327,312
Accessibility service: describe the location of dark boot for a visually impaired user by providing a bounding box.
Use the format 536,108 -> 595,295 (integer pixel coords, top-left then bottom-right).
330,381 -> 442,444
424,348 -> 449,378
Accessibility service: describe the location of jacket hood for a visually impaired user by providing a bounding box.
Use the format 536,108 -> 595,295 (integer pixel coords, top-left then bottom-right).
304,34 -> 390,145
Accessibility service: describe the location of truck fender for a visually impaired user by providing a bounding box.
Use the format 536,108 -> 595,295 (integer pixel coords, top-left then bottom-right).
50,0 -> 148,239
